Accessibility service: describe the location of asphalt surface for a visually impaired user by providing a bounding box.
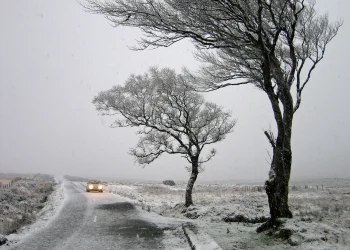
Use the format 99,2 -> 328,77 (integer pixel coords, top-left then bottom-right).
8,181 -> 189,250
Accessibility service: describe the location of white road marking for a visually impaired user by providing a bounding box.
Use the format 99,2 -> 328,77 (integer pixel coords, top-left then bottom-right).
94,216 -> 97,222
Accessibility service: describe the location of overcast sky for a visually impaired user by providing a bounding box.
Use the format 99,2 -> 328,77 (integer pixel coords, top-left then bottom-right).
1,0 -> 349,182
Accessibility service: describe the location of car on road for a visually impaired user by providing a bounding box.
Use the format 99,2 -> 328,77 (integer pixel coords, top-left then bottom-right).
86,181 -> 104,192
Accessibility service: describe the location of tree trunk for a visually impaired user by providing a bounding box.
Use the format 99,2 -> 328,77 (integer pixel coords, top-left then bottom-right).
265,142 -> 293,220
265,87 -> 294,220
185,157 -> 199,207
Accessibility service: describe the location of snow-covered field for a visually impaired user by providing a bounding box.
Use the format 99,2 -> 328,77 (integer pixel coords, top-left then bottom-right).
104,179 -> 350,250
1,176 -> 350,249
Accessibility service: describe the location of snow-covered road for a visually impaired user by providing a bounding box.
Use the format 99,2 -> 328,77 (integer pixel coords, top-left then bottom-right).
6,181 -> 190,250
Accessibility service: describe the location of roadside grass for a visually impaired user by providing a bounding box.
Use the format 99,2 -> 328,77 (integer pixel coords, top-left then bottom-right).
0,178 -> 56,235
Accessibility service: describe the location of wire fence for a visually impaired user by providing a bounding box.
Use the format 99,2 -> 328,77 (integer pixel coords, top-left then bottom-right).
0,179 -> 14,189
234,184 -> 325,192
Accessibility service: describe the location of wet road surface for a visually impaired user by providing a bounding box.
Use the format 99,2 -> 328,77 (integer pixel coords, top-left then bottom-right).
8,181 -> 189,250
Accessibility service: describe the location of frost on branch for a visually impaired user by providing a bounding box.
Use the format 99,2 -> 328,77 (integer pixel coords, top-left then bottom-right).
93,67 -> 236,206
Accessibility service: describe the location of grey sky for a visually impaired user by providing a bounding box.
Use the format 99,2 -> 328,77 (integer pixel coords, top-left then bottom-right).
1,0 -> 349,182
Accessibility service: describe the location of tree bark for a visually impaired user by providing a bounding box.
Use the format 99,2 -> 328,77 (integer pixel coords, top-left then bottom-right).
265,143 -> 293,220
185,157 -> 199,207
265,86 -> 294,220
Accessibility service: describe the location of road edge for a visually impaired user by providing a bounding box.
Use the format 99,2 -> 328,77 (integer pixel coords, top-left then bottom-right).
182,223 -> 223,250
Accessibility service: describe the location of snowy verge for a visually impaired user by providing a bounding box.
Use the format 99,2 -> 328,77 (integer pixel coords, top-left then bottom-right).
106,184 -> 228,249
3,176 -> 67,246
182,223 -> 223,250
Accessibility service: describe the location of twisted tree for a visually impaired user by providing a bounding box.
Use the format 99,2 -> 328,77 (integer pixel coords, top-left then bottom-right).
84,0 -> 342,222
93,68 -> 236,206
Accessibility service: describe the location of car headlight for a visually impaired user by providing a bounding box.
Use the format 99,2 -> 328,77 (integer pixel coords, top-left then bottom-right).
89,185 -> 93,189
98,185 -> 103,189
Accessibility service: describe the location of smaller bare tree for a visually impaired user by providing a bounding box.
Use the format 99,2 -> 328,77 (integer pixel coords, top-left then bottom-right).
93,68 -> 236,207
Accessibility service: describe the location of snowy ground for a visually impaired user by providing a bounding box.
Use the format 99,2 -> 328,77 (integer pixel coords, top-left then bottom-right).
1,177 -> 350,249
104,179 -> 350,250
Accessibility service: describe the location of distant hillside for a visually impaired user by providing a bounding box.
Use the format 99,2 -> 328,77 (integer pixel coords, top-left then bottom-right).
64,175 -> 92,182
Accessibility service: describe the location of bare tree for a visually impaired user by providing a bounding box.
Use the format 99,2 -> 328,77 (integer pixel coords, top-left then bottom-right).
93,68 -> 236,207
84,0 -> 342,223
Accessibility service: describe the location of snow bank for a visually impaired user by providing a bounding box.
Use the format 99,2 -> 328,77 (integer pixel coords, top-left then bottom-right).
182,224 -> 223,250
